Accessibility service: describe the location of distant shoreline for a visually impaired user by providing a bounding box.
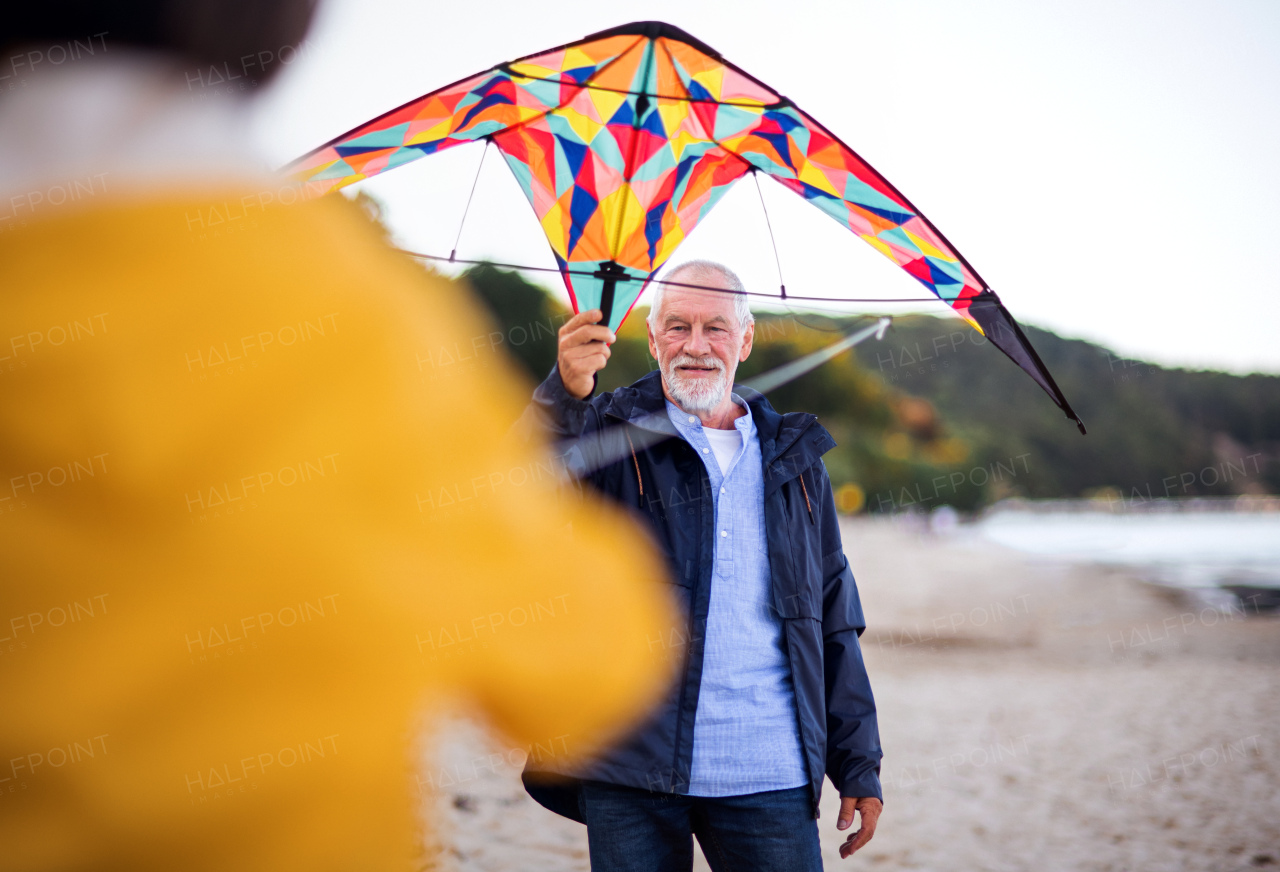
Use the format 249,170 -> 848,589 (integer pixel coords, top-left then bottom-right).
982,495 -> 1280,515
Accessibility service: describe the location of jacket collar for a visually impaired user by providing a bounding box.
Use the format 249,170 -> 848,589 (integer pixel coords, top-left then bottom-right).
601,370 -> 833,468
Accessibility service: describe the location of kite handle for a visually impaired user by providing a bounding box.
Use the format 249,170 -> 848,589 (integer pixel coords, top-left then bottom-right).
593,261 -> 630,327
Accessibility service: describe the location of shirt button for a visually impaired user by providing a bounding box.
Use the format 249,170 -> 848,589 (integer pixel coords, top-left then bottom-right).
702,447 -> 709,454
720,530 -> 728,538
688,416 -> 696,424
720,487 -> 726,493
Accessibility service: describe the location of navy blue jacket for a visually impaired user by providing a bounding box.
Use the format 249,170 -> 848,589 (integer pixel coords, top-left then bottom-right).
523,367 -> 882,820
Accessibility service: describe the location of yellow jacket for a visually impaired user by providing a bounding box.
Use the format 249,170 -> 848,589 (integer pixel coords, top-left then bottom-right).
0,190 -> 673,870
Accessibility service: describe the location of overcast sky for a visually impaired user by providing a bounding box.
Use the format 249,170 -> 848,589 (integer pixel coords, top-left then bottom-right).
250,0 -> 1280,375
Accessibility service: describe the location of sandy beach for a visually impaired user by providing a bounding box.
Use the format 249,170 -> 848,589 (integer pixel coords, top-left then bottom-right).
419,517 -> 1280,872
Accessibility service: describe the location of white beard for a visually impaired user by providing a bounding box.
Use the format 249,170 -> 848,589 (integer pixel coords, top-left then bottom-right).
662,353 -> 729,414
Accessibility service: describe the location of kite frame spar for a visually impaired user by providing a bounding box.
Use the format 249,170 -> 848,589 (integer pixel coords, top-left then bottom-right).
289,20 -> 1085,434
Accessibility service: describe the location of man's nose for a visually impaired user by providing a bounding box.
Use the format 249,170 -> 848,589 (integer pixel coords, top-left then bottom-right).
686,325 -> 710,355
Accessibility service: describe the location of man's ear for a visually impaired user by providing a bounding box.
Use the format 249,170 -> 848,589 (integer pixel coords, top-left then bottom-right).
739,321 -> 755,362
647,319 -> 658,360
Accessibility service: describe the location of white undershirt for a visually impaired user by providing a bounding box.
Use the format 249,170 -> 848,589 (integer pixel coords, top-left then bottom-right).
702,426 -> 742,476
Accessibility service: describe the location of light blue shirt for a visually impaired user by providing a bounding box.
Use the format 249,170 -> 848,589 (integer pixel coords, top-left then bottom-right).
667,397 -> 809,797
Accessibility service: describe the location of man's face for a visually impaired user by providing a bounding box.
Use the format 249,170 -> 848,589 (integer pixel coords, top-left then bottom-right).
647,275 -> 754,414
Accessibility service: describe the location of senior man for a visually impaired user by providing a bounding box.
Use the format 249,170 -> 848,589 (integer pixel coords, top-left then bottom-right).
523,260 -> 883,871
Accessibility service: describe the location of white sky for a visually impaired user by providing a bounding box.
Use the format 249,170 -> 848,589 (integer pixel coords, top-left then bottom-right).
250,0 -> 1280,374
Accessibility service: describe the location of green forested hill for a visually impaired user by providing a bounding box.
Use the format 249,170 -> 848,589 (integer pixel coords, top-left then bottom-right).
459,263 -> 1279,512
855,316 -> 1280,503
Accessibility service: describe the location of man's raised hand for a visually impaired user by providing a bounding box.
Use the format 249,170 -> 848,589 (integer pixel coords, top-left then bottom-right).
837,796 -> 882,859
557,309 -> 615,400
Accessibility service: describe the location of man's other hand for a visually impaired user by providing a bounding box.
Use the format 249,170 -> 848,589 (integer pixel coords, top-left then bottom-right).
557,309 -> 615,400
837,796 -> 882,859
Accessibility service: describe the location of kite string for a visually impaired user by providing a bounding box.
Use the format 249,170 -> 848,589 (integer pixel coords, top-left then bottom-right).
450,139 -> 490,262
751,171 -> 841,332
752,170 -> 787,300
400,249 -> 946,304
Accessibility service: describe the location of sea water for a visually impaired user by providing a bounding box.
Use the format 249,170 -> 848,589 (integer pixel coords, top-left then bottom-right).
974,509 -> 1280,592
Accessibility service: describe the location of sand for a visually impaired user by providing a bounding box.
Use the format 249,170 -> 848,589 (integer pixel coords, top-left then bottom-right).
420,517 -> 1280,871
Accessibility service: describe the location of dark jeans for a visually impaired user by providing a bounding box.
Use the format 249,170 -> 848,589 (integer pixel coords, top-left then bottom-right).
580,780 -> 822,872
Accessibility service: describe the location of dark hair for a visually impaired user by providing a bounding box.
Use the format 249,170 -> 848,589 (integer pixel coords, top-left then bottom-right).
3,0 -> 318,85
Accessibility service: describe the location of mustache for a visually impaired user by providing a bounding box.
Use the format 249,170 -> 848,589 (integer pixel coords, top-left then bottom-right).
669,354 -> 725,372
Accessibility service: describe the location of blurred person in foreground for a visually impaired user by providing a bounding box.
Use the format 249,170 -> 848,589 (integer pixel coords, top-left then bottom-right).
0,4 -> 674,870
522,262 -> 883,871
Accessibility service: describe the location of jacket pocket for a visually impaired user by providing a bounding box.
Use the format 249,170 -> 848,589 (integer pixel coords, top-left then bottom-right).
767,480 -> 823,620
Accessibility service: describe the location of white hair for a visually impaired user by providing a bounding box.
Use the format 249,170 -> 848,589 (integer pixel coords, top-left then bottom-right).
647,260 -> 754,332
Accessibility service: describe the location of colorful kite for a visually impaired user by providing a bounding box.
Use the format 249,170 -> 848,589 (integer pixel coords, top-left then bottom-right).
289,21 -> 1084,432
